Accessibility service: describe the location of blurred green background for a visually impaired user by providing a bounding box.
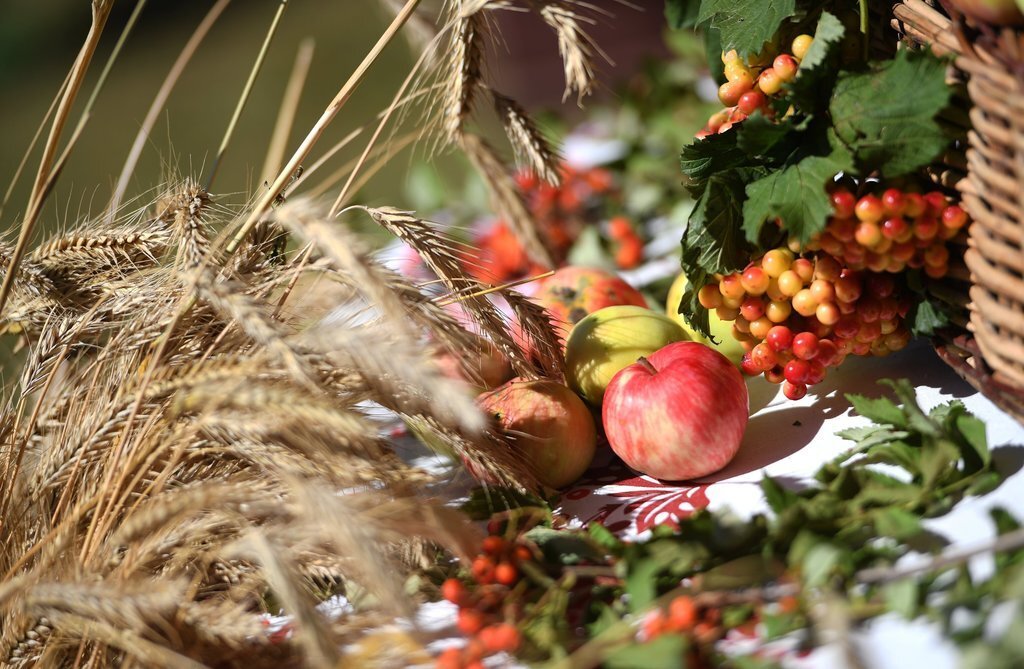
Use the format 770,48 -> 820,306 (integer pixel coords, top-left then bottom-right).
0,0 -> 434,233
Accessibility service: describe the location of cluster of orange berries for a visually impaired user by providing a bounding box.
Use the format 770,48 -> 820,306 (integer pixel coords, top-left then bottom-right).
608,216 -> 644,269
469,165 -> 617,282
643,595 -> 713,642
700,249 -> 913,399
435,533 -> 534,669
805,187 -> 969,279
695,34 -> 813,138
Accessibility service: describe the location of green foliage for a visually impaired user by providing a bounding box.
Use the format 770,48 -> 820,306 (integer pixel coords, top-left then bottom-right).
697,0 -> 797,59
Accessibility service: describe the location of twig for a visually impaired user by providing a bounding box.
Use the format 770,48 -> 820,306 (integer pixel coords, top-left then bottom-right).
857,527 -> 1024,584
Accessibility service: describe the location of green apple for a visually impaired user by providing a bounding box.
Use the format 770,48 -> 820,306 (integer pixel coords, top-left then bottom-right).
665,272 -> 745,367
565,305 -> 689,405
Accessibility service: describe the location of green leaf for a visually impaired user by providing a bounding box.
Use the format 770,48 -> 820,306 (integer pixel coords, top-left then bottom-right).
908,296 -> 951,337
735,113 -> 797,159
802,542 -> 842,587
680,131 -> 747,183
684,171 -> 757,275
846,391 -> 907,428
874,507 -> 923,540
665,0 -> 701,29
525,527 -> 601,565
625,559 -> 661,611
883,579 -> 919,618
761,475 -> 800,514
956,412 -> 991,469
604,634 -> 688,669
920,438 -> 960,489
785,12 -> 845,112
588,522 -> 624,552
742,144 -> 853,244
697,0 -> 796,59
459,486 -> 547,520
831,49 -> 952,177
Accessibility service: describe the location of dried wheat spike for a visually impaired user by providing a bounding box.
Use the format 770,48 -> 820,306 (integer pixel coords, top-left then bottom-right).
458,133 -> 555,268
492,91 -> 562,185
539,1 -> 599,104
443,9 -> 484,141
503,289 -> 565,381
155,179 -> 213,270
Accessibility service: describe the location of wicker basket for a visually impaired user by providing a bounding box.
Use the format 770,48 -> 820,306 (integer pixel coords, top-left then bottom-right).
892,0 -> 1024,423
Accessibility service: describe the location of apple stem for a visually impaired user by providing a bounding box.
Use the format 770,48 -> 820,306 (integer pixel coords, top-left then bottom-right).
637,356 -> 658,375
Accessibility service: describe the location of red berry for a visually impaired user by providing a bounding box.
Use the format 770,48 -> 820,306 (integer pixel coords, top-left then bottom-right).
644,611 -> 668,640
740,353 -> 761,376
784,359 -> 810,384
881,217 -> 908,240
741,266 -> 770,295
738,90 -> 767,115
806,359 -> 827,385
942,204 -> 968,230
831,190 -> 856,219
751,342 -> 778,371
855,195 -> 884,223
740,296 -> 766,322
792,332 -> 820,360
858,297 -> 881,323
615,237 -> 644,269
512,545 -> 533,563
915,216 -> 940,241
815,339 -> 840,367
924,191 -> 948,215
831,217 -> 856,242
783,381 -> 808,400
773,54 -> 799,81
764,366 -> 786,384
865,273 -> 895,298
765,325 -> 794,352
904,192 -> 926,217
881,189 -> 905,216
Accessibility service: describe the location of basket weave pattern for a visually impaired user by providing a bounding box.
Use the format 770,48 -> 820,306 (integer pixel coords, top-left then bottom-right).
959,58 -> 1024,388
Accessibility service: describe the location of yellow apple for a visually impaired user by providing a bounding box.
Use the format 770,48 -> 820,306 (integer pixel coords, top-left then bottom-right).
665,273 -> 745,367
565,305 -> 690,405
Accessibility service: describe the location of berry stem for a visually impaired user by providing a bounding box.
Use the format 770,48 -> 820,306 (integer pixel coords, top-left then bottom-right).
860,0 -> 870,61
637,356 -> 658,375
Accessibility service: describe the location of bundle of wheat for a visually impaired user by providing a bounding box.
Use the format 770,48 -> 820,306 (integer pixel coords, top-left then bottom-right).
0,0 -> 604,666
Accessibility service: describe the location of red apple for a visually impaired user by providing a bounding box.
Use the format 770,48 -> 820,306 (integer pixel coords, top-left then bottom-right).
434,342 -> 513,394
531,266 -> 648,348
478,378 -> 597,488
602,342 -> 748,481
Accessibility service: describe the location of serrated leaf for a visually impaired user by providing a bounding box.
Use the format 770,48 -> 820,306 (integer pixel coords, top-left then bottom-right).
697,0 -> 796,59
883,579 -> 918,618
874,507 -> 923,540
742,144 -> 852,243
605,633 -> 688,669
786,12 -> 845,112
684,171 -> 756,274
846,391 -> 907,428
920,438 -> 960,489
680,131 -> 747,183
831,50 -> 951,177
677,269 -> 712,340
735,113 -> 796,159
525,527 -> 601,565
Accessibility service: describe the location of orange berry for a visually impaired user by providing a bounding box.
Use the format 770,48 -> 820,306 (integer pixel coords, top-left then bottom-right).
435,647 -> 463,669
494,562 -> 518,586
615,237 -> 644,269
457,608 -> 486,636
441,578 -> 466,605
481,536 -> 506,556
471,556 -> 495,584
608,216 -> 633,239
668,596 -> 698,631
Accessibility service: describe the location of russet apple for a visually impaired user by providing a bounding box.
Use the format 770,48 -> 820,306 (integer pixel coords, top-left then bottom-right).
666,272 -> 745,367
477,378 -> 597,488
565,305 -> 690,405
602,341 -> 748,481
